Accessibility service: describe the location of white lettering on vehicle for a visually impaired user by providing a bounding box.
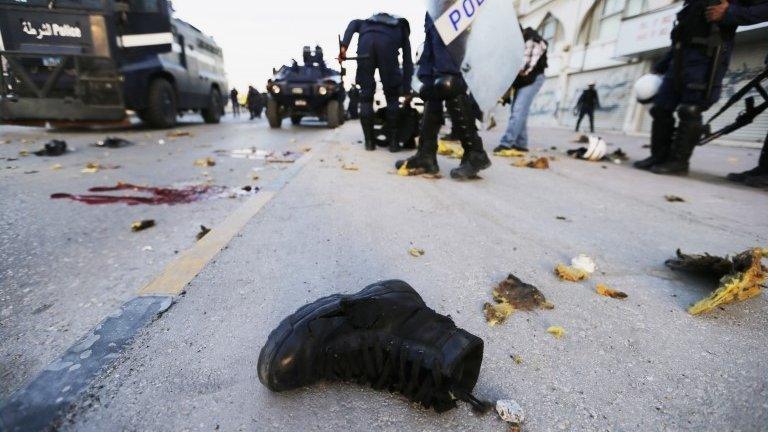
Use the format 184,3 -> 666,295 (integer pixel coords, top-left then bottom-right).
433,0 -> 487,45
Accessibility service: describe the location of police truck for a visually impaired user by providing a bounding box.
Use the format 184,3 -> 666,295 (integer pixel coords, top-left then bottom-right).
0,0 -> 228,128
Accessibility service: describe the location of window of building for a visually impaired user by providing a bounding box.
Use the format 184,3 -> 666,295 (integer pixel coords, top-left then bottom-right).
538,14 -> 561,48
579,0 -> 646,44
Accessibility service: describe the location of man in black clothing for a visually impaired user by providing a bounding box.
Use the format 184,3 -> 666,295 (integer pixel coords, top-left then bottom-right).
574,84 -> 600,133
230,88 -> 240,117
246,86 -> 263,120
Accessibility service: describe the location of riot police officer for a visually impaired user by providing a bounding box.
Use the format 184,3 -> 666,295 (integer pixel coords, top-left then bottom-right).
634,0 -> 747,175
339,13 -> 413,152
395,14 -> 491,180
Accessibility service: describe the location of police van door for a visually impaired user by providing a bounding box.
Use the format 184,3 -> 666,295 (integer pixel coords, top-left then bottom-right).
114,0 -> 173,56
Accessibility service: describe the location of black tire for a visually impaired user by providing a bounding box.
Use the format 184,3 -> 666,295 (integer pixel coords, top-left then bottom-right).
144,78 -> 177,129
266,98 -> 281,128
202,88 -> 223,124
326,100 -> 341,128
290,116 -> 302,126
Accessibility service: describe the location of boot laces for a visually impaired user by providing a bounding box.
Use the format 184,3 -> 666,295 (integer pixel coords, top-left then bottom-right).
319,334 -> 486,412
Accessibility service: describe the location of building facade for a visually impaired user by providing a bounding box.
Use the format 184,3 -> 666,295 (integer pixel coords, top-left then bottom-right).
514,0 -> 768,144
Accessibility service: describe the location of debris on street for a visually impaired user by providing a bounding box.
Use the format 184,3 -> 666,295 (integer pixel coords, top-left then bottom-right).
511,354 -> 523,364
51,164 -> 63,170
196,225 -> 211,241
555,263 -> 590,282
94,137 -> 133,148
131,219 -> 156,232
437,140 -> 464,159
226,148 -> 272,160
483,274 -> 553,326
665,195 -> 686,203
266,151 -> 301,163
341,163 -> 359,171
494,148 -> 527,158
81,162 -> 120,173
512,156 -> 550,169
408,247 -> 425,257
167,130 -> 192,138
51,182 -> 223,205
571,254 -> 597,274
547,326 -> 565,339
666,248 -> 767,315
194,157 -> 216,167
496,399 -> 525,426
33,140 -> 68,157
596,283 -> 628,299
566,136 -> 607,161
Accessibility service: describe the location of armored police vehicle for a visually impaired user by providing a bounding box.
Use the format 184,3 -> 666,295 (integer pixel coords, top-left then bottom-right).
266,46 -> 345,129
0,0 -> 228,128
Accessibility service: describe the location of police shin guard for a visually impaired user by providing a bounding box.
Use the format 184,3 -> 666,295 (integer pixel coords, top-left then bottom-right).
386,109 -> 400,153
651,105 -> 703,175
445,92 -> 491,180
257,280 -> 488,413
360,116 -> 375,151
395,100 -> 441,174
634,106 -> 674,170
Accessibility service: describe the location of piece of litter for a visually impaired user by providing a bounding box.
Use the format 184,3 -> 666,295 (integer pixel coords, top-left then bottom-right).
194,157 -> 216,167
19,150 -> 29,157
167,130 -> 192,138
196,225 -> 211,241
511,355 -> 523,364
512,156 -> 549,169
408,248 -> 425,257
666,248 -> 767,315
596,283 -> 628,299
555,264 -> 589,282
665,195 -> 685,202
494,148 -> 527,158
131,220 -> 156,232
51,164 -> 63,170
496,399 -> 525,425
34,140 -> 68,157
341,163 -> 359,171
95,137 -> 133,148
437,140 -> 464,159
483,274 -> 553,326
556,216 -> 567,221
158,139 -> 166,145
571,254 -> 597,274
142,245 -> 153,252
547,326 -> 565,339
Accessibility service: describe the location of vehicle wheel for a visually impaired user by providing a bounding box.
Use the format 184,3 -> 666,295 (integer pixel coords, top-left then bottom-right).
290,115 -> 302,126
201,88 -> 222,124
144,78 -> 177,129
326,100 -> 341,128
266,98 -> 281,128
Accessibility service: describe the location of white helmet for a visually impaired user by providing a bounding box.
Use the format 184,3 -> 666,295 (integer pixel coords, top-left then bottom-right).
583,136 -> 607,161
634,74 -> 663,104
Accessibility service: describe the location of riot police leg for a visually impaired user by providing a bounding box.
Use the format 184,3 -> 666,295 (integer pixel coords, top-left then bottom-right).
438,75 -> 491,180
634,106 -> 675,170
384,89 -> 400,153
651,104 -> 703,175
395,86 -> 441,174
359,100 -> 376,151
728,132 -> 768,186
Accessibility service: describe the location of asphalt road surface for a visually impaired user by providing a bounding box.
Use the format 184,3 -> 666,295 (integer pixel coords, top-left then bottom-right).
1,115 -> 767,431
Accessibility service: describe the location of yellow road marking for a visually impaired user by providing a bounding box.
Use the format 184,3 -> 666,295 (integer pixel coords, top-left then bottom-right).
138,148 -> 316,296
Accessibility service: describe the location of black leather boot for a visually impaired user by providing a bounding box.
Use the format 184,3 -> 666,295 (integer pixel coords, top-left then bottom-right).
395,100 -> 441,174
652,105 -> 703,175
386,109 -> 400,153
634,106 -> 674,170
445,92 -> 491,180
729,137 -> 768,183
360,116 -> 375,151
258,280 -> 487,413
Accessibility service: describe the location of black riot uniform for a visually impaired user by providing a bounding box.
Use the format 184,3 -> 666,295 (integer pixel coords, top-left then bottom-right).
347,85 -> 360,119
634,0 -> 756,175
395,14 -> 491,180
341,13 -> 413,152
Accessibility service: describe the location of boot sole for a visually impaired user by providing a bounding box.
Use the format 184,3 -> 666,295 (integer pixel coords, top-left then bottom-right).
257,280 -> 423,391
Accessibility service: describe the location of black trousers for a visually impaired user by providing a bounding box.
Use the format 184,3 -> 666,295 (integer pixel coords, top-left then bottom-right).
576,109 -> 595,133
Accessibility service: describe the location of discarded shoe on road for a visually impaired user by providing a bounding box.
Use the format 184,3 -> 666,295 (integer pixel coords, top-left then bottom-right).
258,280 -> 489,413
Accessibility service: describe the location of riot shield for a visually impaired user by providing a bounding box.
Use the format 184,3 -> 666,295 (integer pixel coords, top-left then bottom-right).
427,0 -> 524,112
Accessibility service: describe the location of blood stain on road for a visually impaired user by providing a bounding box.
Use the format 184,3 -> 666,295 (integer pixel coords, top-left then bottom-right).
51,182 -> 225,205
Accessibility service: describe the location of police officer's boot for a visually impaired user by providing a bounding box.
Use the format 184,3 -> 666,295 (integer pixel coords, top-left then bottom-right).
446,92 -> 491,180
395,100 -> 441,174
258,280 -> 488,413
360,116 -> 376,151
728,138 -> 768,185
634,106 -> 674,170
651,105 -> 703,175
386,109 -> 400,153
